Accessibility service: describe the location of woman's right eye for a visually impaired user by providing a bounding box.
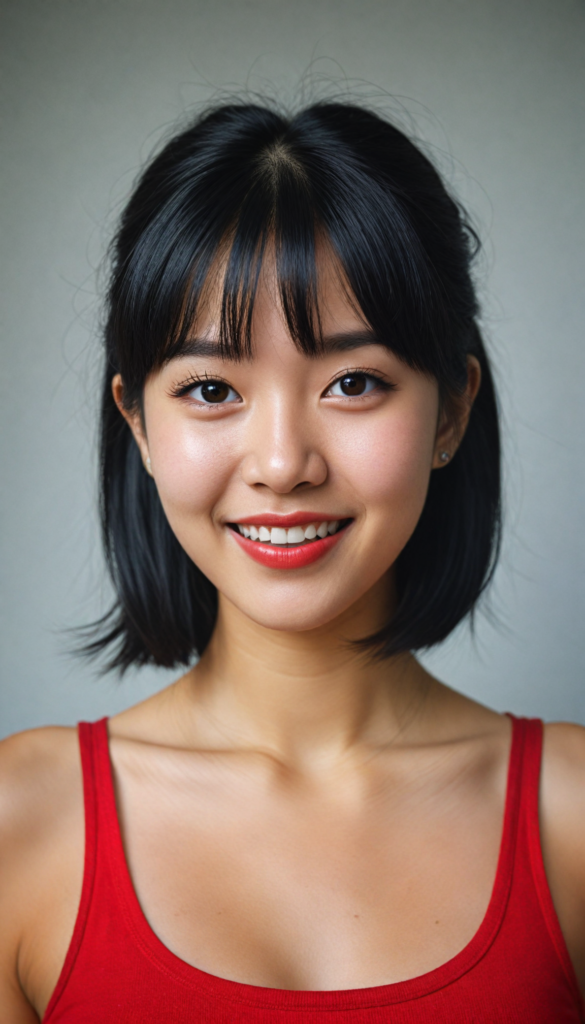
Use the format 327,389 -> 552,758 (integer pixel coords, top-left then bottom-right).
189,380 -> 240,404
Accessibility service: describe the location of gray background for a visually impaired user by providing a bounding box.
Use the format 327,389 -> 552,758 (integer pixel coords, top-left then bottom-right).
1,0 -> 584,739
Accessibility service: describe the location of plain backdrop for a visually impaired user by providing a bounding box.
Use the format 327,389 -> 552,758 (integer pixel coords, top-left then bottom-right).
1,0 -> 584,738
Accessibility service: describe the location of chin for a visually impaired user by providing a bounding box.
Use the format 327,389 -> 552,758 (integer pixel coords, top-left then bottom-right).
250,611 -> 341,635
226,582 -> 372,636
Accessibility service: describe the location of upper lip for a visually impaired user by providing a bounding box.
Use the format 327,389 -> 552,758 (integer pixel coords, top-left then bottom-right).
229,512 -> 350,527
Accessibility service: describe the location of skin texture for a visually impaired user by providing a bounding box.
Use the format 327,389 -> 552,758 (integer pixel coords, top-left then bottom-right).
1,254 -> 584,1021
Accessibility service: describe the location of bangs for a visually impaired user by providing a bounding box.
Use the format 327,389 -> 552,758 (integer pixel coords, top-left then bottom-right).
166,152 -> 326,365
112,103 -> 476,398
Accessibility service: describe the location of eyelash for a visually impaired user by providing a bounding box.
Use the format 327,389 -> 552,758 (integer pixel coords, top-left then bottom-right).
169,369 -> 396,404
169,372 -> 239,402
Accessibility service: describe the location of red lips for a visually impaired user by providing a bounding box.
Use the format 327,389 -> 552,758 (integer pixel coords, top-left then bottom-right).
229,519 -> 349,569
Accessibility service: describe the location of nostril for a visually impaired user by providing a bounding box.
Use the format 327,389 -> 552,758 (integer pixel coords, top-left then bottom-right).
241,450 -> 327,492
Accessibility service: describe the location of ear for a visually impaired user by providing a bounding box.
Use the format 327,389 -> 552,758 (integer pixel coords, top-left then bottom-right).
111,374 -> 153,476
432,355 -> 481,469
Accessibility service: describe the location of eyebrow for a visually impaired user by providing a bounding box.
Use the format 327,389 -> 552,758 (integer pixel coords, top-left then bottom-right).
174,330 -> 383,360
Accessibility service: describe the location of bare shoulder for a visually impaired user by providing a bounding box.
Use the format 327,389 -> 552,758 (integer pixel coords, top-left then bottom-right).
0,727 -> 84,1020
540,722 -> 585,989
542,719 -> 585,758
541,721 -> 585,844
0,725 -> 81,838
541,721 -> 585,821
0,724 -> 83,914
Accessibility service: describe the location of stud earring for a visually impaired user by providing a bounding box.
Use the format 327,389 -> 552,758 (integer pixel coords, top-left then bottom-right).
439,451 -> 450,463
145,456 -> 153,476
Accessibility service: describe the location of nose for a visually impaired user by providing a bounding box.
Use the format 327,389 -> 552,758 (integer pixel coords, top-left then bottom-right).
240,395 -> 327,493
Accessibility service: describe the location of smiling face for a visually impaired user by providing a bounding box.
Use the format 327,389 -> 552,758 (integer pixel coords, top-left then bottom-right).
115,250 -> 465,638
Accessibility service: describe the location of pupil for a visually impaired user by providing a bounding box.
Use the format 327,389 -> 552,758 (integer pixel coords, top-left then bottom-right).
202,381 -> 228,403
340,374 -> 366,396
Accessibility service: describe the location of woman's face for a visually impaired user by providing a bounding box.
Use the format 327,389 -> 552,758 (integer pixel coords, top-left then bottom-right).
117,254 -> 451,636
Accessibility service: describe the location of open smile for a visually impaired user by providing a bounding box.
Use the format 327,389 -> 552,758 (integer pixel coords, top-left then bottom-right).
228,516 -> 352,569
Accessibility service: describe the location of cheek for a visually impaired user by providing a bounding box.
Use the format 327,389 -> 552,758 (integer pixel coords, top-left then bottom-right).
329,402 -> 437,520
147,415 -> 235,522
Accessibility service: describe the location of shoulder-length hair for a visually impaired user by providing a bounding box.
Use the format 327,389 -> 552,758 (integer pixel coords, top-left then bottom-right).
84,101 -> 501,672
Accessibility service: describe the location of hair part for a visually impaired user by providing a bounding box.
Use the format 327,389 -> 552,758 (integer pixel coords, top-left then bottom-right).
80,99 -> 501,672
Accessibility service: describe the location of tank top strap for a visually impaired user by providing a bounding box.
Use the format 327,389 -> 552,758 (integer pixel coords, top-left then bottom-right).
84,717 -> 119,837
506,714 -> 541,882
74,721 -> 102,930
514,714 -> 542,813
491,713 -> 528,888
516,716 -> 545,843
77,720 -> 102,874
79,717 -> 133,895
42,720 -> 107,1021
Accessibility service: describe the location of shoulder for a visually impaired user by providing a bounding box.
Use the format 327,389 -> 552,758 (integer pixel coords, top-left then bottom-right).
0,727 -> 84,1012
541,721 -> 585,822
0,723 -> 80,770
540,721 -> 585,842
0,724 -> 83,903
539,722 -> 585,985
0,725 -> 81,836
0,726 -> 83,906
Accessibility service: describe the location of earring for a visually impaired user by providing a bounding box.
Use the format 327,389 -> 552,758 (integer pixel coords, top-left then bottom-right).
145,456 -> 153,476
439,451 -> 450,463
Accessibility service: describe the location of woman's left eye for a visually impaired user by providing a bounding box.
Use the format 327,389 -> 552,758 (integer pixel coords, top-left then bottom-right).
189,380 -> 240,404
326,373 -> 383,398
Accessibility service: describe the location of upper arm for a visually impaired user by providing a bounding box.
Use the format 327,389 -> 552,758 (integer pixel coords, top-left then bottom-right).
540,722 -> 585,993
0,727 -> 83,1021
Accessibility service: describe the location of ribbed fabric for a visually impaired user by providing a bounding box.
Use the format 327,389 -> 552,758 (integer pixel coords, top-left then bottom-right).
43,716 -> 584,1022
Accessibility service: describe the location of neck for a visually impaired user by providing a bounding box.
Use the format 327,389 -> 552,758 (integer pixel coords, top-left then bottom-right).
180,579 -> 435,770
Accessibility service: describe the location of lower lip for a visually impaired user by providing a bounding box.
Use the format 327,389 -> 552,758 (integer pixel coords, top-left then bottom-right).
230,526 -> 347,569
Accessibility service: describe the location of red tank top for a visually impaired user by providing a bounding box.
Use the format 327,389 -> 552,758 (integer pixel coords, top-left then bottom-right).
43,716 -> 583,1023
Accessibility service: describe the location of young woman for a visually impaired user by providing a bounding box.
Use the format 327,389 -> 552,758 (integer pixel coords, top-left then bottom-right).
1,101 -> 584,1023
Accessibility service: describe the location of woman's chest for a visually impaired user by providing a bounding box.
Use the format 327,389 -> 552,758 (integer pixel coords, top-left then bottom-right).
114,754 -> 505,990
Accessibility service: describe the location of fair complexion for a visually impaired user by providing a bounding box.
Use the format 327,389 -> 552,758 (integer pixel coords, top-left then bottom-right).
1,256 -> 585,1021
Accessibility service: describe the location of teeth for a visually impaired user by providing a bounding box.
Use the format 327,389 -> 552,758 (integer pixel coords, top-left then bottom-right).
236,520 -> 345,544
287,526 -> 305,544
271,527 -> 288,545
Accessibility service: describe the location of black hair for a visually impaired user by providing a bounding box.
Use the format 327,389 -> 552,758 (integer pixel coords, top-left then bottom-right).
84,100 -> 501,672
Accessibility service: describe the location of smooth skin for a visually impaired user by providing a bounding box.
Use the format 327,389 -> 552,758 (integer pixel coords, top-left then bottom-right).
1,253 -> 585,1021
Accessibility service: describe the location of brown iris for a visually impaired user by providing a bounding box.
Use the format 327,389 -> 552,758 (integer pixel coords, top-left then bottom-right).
338,374 -> 367,396
200,381 -> 230,403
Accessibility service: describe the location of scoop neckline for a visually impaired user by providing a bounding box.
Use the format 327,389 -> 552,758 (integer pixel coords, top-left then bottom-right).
99,714 -> 522,1011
